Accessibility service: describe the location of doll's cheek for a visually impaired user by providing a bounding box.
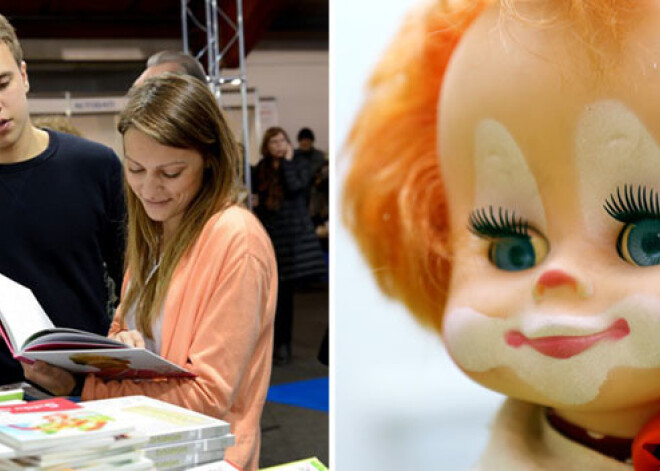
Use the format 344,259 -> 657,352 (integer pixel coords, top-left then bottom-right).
442,296 -> 660,406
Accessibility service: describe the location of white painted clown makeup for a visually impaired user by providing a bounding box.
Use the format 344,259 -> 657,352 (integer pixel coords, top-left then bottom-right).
443,295 -> 660,405
442,104 -> 660,407
576,100 -> 660,237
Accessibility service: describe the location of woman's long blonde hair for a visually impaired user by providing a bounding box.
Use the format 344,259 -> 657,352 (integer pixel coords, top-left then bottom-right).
118,73 -> 239,338
343,0 -> 638,332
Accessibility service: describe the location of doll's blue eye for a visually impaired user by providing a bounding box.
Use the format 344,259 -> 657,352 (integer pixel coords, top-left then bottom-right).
489,232 -> 549,271
618,219 -> 660,266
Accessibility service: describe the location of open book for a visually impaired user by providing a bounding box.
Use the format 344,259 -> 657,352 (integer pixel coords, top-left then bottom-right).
0,273 -> 193,380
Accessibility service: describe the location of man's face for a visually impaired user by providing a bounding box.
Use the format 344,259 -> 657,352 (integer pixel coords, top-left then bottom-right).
298,138 -> 313,151
0,43 -> 29,151
438,2 -> 660,417
134,62 -> 184,86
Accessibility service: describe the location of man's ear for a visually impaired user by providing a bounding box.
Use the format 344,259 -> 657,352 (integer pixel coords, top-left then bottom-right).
20,61 -> 29,92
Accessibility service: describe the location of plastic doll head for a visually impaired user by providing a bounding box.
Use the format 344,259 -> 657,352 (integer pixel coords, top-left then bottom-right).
345,0 -> 660,434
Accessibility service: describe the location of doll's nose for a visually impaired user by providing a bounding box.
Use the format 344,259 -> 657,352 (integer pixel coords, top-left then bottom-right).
532,269 -> 592,301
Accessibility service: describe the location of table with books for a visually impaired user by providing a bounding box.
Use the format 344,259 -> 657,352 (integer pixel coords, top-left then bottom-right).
0,272 -> 329,471
0,387 -> 239,471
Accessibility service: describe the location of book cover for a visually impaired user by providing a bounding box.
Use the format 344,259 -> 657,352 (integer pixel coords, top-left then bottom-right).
152,448 -> 224,470
68,456 -> 154,471
0,272 -> 193,380
16,433 -> 150,467
0,390 -> 22,405
0,399 -> 134,451
145,435 -> 235,460
0,449 -> 145,471
186,461 -> 240,471
81,396 -> 231,446
260,457 -> 328,471
24,349 -> 193,380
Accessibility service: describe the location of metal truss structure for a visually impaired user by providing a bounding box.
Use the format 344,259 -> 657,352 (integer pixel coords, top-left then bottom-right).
180,0 -> 252,208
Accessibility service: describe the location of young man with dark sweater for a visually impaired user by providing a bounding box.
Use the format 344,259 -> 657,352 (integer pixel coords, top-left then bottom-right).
0,14 -> 125,386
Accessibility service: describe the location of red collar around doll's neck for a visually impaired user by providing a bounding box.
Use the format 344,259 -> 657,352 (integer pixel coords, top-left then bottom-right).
545,408 -> 634,464
547,408 -> 660,470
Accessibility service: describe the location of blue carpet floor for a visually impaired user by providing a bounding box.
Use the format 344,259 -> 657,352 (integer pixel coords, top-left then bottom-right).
267,377 -> 328,412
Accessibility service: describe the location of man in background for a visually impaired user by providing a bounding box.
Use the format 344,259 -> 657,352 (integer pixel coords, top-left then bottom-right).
134,50 -> 207,85
295,127 -> 327,237
0,14 -> 125,385
295,127 -> 325,177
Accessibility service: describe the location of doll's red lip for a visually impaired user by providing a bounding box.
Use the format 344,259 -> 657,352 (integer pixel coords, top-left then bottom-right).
504,318 -> 630,359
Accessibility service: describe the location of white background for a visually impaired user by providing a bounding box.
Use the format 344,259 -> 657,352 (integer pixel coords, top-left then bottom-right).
332,0 -> 504,469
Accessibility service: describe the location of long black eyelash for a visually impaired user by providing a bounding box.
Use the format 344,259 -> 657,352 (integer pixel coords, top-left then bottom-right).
604,184 -> 660,223
468,206 -> 529,238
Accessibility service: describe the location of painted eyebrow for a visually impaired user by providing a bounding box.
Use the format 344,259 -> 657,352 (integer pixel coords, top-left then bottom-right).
124,155 -> 188,169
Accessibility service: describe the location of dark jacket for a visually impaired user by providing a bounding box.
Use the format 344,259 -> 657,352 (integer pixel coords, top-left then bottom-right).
252,154 -> 327,281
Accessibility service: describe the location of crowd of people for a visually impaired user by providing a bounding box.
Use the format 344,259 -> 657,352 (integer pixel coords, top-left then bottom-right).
0,13 -> 328,471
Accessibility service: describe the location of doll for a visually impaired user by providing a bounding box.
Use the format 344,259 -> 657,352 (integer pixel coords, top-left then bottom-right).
344,0 -> 660,469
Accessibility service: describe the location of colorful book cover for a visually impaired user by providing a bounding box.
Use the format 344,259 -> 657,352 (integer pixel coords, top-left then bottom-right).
24,348 -> 193,380
0,399 -> 133,451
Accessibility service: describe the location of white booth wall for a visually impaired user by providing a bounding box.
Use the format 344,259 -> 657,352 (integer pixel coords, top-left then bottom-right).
227,49 -> 329,161
26,47 -> 328,166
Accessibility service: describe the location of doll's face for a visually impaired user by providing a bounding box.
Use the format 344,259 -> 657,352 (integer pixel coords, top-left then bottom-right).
439,2 -> 660,412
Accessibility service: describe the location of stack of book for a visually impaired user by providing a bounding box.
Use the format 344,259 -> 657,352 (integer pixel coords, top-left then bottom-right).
0,387 -> 24,406
187,462 -> 240,470
84,396 -> 235,471
0,398 -> 153,470
0,395 -> 233,470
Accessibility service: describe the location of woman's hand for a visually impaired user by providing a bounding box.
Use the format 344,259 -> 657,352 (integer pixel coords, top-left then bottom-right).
284,142 -> 294,161
111,329 -> 146,349
21,361 -> 76,396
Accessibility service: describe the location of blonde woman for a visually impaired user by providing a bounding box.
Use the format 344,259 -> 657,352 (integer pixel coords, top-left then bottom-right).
23,74 -> 277,471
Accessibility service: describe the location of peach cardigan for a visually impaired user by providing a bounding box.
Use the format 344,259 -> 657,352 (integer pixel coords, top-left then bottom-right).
82,206 -> 278,471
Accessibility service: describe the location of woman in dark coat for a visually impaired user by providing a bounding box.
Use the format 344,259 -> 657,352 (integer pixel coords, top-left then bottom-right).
253,127 -> 327,365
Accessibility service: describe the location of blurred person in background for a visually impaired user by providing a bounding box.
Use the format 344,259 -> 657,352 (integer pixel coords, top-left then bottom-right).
134,50 -> 207,85
295,128 -> 328,249
32,115 -> 81,137
253,127 -> 327,365
295,127 -> 325,182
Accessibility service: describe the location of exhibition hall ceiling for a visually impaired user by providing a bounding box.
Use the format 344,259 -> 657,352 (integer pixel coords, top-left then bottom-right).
0,0 -> 328,66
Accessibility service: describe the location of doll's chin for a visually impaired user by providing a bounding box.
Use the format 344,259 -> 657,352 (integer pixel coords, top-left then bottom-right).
465,364 -> 660,411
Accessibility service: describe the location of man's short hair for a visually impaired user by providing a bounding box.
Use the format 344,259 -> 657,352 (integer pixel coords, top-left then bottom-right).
297,127 -> 315,142
0,15 -> 23,67
146,50 -> 207,83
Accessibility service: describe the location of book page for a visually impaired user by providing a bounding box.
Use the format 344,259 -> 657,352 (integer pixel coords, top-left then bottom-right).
0,273 -> 53,354
23,329 -> 126,351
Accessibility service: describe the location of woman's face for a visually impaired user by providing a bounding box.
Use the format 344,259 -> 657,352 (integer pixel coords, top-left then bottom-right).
438,3 -> 660,421
123,127 -> 205,238
267,132 -> 289,158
